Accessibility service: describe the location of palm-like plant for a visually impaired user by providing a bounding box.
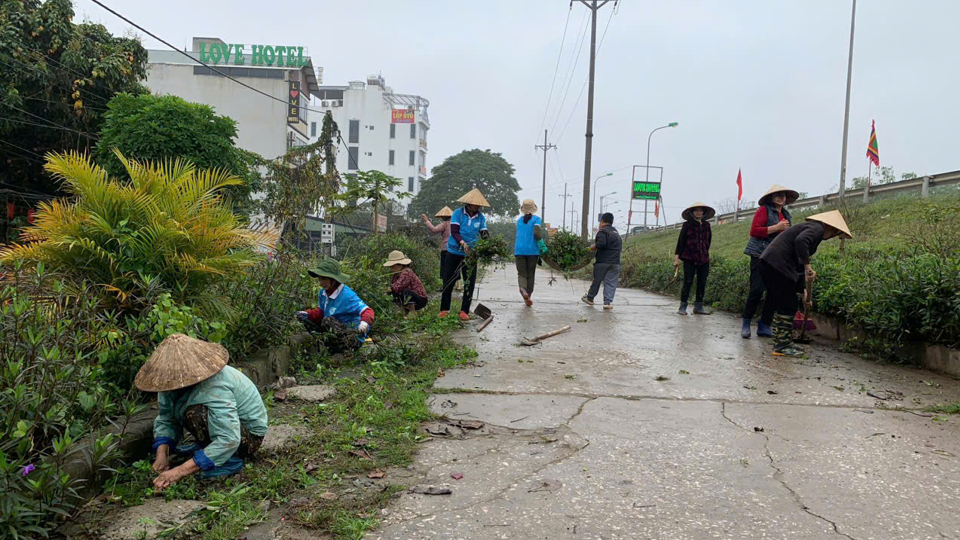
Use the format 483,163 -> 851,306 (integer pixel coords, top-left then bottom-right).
0,150 -> 275,312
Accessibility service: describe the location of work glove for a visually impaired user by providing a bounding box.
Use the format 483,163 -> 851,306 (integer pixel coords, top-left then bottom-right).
295,311 -> 309,321
357,321 -> 370,335
537,239 -> 548,255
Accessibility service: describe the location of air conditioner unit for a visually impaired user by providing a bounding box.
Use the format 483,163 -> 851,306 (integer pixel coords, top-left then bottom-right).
338,100 -> 344,106
330,101 -> 338,107
321,100 -> 329,107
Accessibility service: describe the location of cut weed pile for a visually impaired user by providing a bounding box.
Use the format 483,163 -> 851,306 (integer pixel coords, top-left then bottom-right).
77,306 -> 476,540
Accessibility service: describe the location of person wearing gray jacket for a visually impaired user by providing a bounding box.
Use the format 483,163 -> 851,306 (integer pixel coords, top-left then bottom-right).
581,212 -> 622,309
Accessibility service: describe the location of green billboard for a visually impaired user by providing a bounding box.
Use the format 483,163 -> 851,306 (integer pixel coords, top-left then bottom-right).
632,181 -> 661,200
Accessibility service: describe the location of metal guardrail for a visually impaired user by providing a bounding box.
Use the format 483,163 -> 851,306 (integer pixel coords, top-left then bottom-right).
638,169 -> 960,233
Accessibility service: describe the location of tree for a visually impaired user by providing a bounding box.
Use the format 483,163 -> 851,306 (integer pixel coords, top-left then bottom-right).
93,93 -> 261,215
0,0 -> 148,195
407,149 -> 521,219
851,166 -> 916,190
0,150 -> 272,313
341,170 -> 407,234
713,197 -> 738,215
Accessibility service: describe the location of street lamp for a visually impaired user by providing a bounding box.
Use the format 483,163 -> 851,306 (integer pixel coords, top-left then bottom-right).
629,122 -> 679,236
603,199 -> 620,212
597,191 -> 617,226
591,173 -> 614,230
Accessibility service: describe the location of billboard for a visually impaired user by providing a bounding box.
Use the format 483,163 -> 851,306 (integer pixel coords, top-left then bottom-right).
632,181 -> 661,200
391,109 -> 415,123
287,81 -> 300,125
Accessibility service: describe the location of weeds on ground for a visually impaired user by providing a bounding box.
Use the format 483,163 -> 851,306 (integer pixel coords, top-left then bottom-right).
925,403 -> 960,415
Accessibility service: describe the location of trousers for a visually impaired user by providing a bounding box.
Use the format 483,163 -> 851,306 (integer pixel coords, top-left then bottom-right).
440,253 -> 478,313
741,256 -> 775,323
515,255 -> 538,294
393,289 -> 428,311
587,263 -> 621,305
183,405 -> 263,459
680,261 -> 709,303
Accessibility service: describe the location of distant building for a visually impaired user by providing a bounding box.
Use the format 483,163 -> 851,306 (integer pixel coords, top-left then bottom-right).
308,75 -> 429,206
144,37 -> 323,160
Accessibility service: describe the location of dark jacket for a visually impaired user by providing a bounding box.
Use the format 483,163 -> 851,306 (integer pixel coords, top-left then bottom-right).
759,221 -> 824,284
594,225 -> 622,265
743,205 -> 792,257
675,220 -> 711,265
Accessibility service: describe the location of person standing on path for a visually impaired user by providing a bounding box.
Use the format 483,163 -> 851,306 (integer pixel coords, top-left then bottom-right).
740,185 -> 798,338
440,188 -> 490,321
759,210 -> 851,357
514,199 -> 544,307
421,207 -> 452,283
581,212 -> 622,310
674,202 -> 715,315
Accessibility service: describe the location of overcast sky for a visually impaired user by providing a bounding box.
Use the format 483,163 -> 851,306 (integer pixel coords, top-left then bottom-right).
74,0 -> 960,228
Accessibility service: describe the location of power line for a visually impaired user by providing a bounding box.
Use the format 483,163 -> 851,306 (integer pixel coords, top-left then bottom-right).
0,103 -> 98,139
555,5 -> 616,144
0,139 -> 45,160
547,10 -> 591,136
534,5 -> 573,143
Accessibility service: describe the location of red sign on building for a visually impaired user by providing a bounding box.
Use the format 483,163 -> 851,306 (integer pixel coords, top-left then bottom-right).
391,109 -> 415,123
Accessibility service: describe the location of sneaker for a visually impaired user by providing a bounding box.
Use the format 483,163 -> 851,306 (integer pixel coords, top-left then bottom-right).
439,311 -> 449,318
772,344 -> 805,357
581,295 -> 595,306
677,302 -> 688,315
603,304 -> 613,310
458,311 -> 470,322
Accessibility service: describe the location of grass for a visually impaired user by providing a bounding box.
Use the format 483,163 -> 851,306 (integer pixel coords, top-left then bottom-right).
925,403 -> 960,415
88,303 -> 476,540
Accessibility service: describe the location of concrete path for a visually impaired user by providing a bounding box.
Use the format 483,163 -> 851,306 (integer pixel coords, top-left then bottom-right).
375,267 -> 960,540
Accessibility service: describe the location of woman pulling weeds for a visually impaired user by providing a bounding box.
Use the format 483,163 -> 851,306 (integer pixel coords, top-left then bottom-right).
740,185 -> 798,338
140,334 -> 268,489
674,202 -> 715,315
440,188 -> 490,321
759,210 -> 851,357
384,250 -> 428,318
514,199 -> 545,307
295,258 -> 375,352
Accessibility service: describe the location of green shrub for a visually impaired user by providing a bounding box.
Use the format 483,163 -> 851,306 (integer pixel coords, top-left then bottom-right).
0,263 -> 141,537
547,230 -> 589,270
338,233 -> 442,292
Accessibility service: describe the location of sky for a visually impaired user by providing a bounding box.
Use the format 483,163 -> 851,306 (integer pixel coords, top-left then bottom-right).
73,0 -> 960,229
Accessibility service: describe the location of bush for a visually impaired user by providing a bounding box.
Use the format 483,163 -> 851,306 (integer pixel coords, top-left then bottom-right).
547,230 -> 589,271
0,151 -> 272,315
338,233 -> 442,292
0,263 -> 140,536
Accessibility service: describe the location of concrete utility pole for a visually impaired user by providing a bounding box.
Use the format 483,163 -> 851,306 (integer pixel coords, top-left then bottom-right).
576,0 -> 613,240
838,0 -> 857,199
535,130 -> 556,221
558,183 -> 573,230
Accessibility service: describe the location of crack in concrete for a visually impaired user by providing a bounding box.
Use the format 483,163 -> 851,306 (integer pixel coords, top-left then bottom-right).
434,387 -> 927,413
720,403 -> 858,540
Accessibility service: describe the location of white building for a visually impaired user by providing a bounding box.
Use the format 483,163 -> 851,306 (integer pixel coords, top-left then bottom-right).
145,37 -> 322,161
309,75 -> 429,204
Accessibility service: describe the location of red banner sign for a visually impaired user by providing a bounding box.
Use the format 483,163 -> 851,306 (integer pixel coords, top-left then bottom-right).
391,109 -> 415,123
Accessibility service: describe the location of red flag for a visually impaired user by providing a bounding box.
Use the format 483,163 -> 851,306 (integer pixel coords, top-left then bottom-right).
736,169 -> 743,203
654,200 -> 659,218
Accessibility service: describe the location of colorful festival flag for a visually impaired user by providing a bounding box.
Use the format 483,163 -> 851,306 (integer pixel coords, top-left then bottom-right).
866,120 -> 879,167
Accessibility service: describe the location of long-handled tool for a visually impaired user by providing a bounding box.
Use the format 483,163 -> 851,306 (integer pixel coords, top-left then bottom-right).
794,277 -> 816,344
519,325 -> 571,346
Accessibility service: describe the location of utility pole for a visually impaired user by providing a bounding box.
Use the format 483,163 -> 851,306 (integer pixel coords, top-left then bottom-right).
838,0 -> 857,199
576,0 -> 613,240
558,183 -> 573,230
568,208 -> 579,229
535,130 -> 556,221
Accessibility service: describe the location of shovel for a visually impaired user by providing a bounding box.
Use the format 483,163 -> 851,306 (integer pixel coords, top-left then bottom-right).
519,325 -> 571,346
794,277 -> 815,344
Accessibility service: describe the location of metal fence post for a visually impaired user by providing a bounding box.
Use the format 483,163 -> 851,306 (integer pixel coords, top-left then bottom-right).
922,176 -> 931,198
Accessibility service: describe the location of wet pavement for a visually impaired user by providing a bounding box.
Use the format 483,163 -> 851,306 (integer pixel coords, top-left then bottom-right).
374,266 -> 960,540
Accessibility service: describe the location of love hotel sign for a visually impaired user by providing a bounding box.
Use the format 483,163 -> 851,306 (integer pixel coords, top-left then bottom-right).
287,81 -> 301,125
198,43 -> 310,68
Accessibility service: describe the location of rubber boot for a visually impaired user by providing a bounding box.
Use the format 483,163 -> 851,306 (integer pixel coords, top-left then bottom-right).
741,318 -> 752,339
772,314 -> 804,357
693,302 -> 712,315
677,302 -> 688,315
756,320 -> 773,338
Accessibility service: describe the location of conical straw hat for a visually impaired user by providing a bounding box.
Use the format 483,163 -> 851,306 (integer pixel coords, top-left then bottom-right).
805,210 -> 852,239
758,184 -> 800,207
434,206 -> 453,218
457,188 -> 490,207
134,334 -> 229,392
681,201 -> 716,221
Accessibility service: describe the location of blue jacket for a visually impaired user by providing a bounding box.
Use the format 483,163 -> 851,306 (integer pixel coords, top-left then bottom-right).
318,284 -> 369,329
514,215 -> 542,256
447,207 -> 487,256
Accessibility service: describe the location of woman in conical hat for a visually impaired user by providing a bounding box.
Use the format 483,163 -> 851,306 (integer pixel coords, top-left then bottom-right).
514,199 -> 544,307
136,334 -> 268,490
421,206 -> 453,283
440,188 -> 490,321
759,210 -> 851,357
674,202 -> 716,315
740,184 -> 800,339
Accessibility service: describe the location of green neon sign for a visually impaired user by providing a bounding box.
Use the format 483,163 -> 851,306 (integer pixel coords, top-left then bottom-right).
198,43 -> 309,68
632,181 -> 661,200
